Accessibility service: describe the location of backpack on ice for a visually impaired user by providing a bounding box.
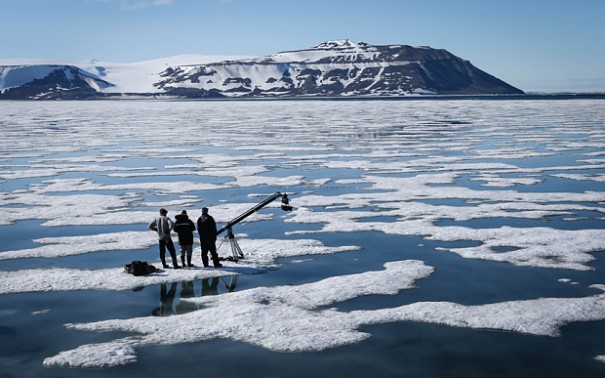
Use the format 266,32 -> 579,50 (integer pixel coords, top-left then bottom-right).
124,261 -> 157,276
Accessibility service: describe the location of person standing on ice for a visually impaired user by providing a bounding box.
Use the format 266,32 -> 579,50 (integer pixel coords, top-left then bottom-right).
197,207 -> 223,268
174,210 -> 196,267
148,208 -> 181,269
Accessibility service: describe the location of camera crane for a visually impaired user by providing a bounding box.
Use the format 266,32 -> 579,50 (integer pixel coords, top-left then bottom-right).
216,192 -> 291,262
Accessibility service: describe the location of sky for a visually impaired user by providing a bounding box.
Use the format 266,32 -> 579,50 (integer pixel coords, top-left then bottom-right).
1,0 -> 604,93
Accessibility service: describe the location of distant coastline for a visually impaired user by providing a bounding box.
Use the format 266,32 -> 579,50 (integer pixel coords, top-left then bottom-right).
2,93 -> 605,101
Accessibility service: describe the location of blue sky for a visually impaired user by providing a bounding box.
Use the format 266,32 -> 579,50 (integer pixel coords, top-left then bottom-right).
2,0 -> 604,92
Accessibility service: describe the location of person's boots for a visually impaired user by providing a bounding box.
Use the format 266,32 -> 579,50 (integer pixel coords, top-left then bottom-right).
212,254 -> 223,268
181,255 -> 186,268
161,258 -> 169,269
201,253 -> 209,267
187,254 -> 194,268
170,251 -> 181,269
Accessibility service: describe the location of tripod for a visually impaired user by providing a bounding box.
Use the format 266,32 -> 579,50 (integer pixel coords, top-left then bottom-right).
224,227 -> 244,262
215,192 -> 293,263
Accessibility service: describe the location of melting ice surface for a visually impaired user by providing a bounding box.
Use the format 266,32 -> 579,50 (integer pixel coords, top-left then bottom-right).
1,99 -> 605,376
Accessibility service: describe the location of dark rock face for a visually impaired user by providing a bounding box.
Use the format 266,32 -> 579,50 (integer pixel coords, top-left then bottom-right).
0,40 -> 524,99
157,41 -> 523,97
0,65 -> 114,100
163,87 -> 224,98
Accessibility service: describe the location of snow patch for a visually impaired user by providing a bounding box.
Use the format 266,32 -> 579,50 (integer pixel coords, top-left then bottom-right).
44,261 -> 434,367
42,260 -> 605,368
0,238 -> 360,293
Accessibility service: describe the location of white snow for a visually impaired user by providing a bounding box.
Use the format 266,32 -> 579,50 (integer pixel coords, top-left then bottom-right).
551,173 -> 605,183
0,54 -> 254,93
0,41 -> 439,96
42,262 -> 605,368
0,265 -> 222,294
44,343 -> 138,368
0,238 -> 360,293
43,260 -> 434,367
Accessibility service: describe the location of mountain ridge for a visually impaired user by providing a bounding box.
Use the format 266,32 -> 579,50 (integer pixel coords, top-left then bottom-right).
0,40 -> 524,99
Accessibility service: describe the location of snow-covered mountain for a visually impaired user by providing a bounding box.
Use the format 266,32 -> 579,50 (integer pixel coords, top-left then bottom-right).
0,54 -> 250,99
0,65 -> 114,99
0,40 -> 524,99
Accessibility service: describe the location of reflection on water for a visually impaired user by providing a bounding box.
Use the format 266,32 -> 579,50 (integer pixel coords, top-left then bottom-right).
152,276 -> 238,317
151,282 -> 177,317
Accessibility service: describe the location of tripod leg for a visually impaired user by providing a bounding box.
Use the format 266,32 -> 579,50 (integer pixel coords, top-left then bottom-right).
229,237 -> 245,262
229,238 -> 239,262
234,238 -> 244,258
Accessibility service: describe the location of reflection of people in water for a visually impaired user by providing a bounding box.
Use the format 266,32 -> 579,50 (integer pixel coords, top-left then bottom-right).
175,281 -> 197,314
152,282 -> 177,316
223,275 -> 238,292
202,276 -> 238,294
180,280 -> 195,298
152,277 -> 239,315
201,277 -> 219,296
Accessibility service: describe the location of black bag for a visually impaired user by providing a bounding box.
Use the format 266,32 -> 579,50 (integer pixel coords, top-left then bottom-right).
124,260 -> 157,276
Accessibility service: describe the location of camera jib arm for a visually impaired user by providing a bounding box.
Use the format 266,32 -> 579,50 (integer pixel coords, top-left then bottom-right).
216,192 -> 291,262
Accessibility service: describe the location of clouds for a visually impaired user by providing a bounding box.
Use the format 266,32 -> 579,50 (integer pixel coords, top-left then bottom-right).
121,0 -> 173,10
84,0 -> 174,11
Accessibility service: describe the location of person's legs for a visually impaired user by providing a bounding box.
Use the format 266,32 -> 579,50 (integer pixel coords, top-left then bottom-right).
166,239 -> 180,268
179,244 -> 186,267
158,240 -> 168,268
185,245 -> 194,267
200,244 -> 209,267
209,242 -> 222,267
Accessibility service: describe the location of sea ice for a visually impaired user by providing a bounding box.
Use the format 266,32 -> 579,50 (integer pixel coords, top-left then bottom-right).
43,260 -> 434,367
42,262 -> 605,368
0,238 -> 360,293
1,100 -> 605,372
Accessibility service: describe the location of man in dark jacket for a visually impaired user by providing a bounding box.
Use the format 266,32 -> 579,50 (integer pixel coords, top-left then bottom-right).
174,210 -> 196,267
197,207 -> 222,268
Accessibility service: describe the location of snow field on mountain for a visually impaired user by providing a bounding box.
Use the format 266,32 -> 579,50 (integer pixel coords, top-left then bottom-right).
0,54 -> 252,93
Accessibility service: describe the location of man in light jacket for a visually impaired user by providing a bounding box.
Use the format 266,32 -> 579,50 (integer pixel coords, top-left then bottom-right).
148,208 -> 181,269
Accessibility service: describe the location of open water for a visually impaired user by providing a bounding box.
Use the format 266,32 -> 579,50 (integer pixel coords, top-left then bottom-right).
1,99 -> 605,377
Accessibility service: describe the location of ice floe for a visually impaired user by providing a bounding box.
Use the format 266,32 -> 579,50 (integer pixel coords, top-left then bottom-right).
0,191 -> 136,226
470,174 -> 543,187
42,262 -> 605,368
0,238 -> 360,293
0,231 -> 156,261
552,173 -> 605,183
0,189 -> 280,227
0,164 -> 155,181
0,265 -> 226,294
285,187 -> 605,270
43,260 -> 434,367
